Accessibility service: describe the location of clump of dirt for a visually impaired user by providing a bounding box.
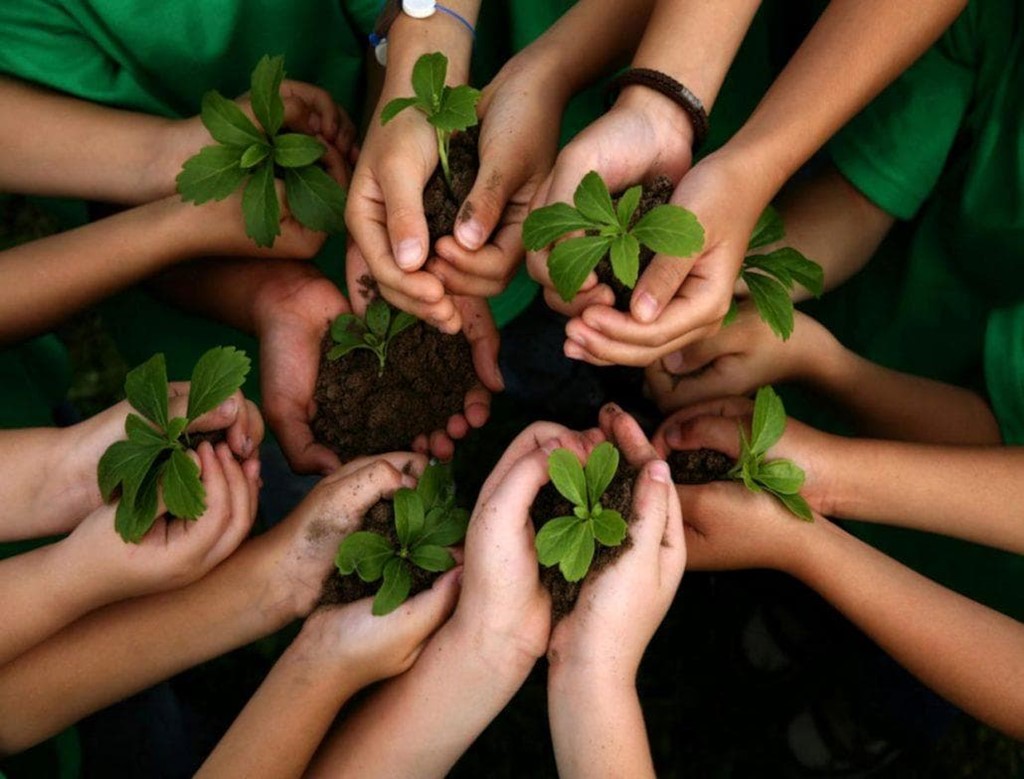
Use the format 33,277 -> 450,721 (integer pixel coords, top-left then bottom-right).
667,449 -> 735,484
423,126 -> 479,243
529,466 -> 637,622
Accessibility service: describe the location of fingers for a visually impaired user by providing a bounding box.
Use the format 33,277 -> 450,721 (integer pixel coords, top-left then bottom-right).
280,80 -> 339,139
327,451 -> 428,483
204,443 -> 259,563
473,447 -> 552,537
316,460 -> 413,536
630,252 -> 697,324
598,403 -> 660,467
477,422 -> 576,506
458,296 -> 504,393
393,564 -> 462,647
378,161 -> 430,272
628,459 -> 673,555
662,413 -> 745,459
266,398 -> 342,476
454,155 -> 521,251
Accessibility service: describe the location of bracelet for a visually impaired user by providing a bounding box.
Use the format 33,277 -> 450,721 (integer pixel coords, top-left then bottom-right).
607,68 -> 709,152
369,0 -> 476,67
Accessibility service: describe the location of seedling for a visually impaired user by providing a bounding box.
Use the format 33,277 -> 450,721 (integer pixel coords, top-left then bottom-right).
724,205 -> 824,340
335,461 -> 469,615
327,299 -> 417,375
380,52 -> 480,189
728,386 -> 813,521
521,171 -> 705,302
535,442 -> 628,582
177,55 -> 346,248
97,346 -> 251,543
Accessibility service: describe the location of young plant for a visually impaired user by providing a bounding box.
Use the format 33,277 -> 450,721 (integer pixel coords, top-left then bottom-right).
327,299 -> 417,375
334,461 -> 469,615
521,171 -> 705,302
728,386 -> 813,521
380,51 -> 481,189
97,346 -> 251,543
177,55 -> 346,248
535,442 -> 628,582
725,205 -> 825,340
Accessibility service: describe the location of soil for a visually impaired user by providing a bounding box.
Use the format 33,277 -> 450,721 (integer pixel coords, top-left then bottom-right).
667,448 -> 735,484
529,466 -> 637,622
594,176 -> 675,310
423,125 -> 479,244
318,498 -> 437,606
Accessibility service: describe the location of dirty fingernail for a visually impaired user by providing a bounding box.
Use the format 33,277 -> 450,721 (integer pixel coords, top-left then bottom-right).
216,397 -> 238,417
634,292 -> 659,323
565,341 -> 585,360
396,239 -> 423,270
456,219 -> 484,250
650,460 -> 671,484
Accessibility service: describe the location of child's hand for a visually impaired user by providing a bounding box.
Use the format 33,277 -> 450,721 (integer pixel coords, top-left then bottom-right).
66,441 -> 260,600
645,302 -> 840,413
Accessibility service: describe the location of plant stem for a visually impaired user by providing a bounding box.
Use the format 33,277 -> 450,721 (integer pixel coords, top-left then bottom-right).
436,128 -> 453,190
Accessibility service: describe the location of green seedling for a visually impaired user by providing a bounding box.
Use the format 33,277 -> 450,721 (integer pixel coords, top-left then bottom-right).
728,386 -> 813,521
535,442 -> 628,582
335,461 -> 469,616
724,205 -> 824,340
521,171 -> 705,302
327,299 -> 417,376
380,51 -> 481,189
97,346 -> 251,543
177,55 -> 346,248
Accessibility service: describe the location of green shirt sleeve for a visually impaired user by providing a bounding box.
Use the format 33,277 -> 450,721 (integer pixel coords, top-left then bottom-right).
985,305 -> 1024,445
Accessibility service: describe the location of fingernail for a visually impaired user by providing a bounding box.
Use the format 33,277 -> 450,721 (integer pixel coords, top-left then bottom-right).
663,351 -> 685,373
565,341 -> 585,360
401,473 -> 417,488
216,397 -> 238,417
396,239 -> 423,270
494,365 -> 505,392
568,331 -> 586,347
541,439 -> 559,455
650,460 -> 671,484
666,427 -> 682,448
456,219 -> 484,250
604,402 -> 622,415
634,292 -> 659,323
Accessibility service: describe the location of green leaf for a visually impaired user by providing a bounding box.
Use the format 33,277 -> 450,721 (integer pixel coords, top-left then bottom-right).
284,165 -> 346,234
394,488 -> 425,547
335,531 -> 395,581
748,204 -> 785,251
743,270 -> 795,341
592,508 -> 628,547
412,52 -> 447,108
632,204 -> 705,257
165,417 -> 188,444
616,185 -> 643,228
327,340 -> 368,361
330,313 -> 361,342
115,461 -> 162,544
521,202 -> 596,250
560,522 -> 595,582
416,461 -> 448,510
273,133 -> 326,168
747,248 -> 824,298
430,85 -> 481,132
548,235 -> 612,302
186,346 -> 251,422
243,161 -> 280,248
535,515 -> 584,567
240,143 -> 270,169
380,96 -> 422,125
125,413 -> 169,448
250,54 -> 286,136
722,299 -> 739,327
373,558 -> 412,615
163,448 -> 206,520
389,310 -> 418,339
418,507 -> 469,548
409,544 -> 455,572
200,90 -> 264,148
750,386 -> 787,457
176,145 -> 248,204
124,353 -> 169,429
573,172 -> 618,226
776,492 -> 814,522
608,232 -> 641,289
365,299 -> 391,338
756,459 -> 806,495
548,448 -> 587,507
97,438 -> 165,502
584,441 -> 619,509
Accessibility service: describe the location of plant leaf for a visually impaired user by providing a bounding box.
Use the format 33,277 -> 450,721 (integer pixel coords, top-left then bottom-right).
559,522 -> 595,582
548,235 -> 612,302
743,270 -> 795,341
250,54 -> 285,136
243,160 -> 280,248
97,438 -> 165,502
389,310 -> 417,339
186,346 -> 251,422
115,461 -> 162,544
548,448 -> 587,507
416,461 -> 448,511
365,299 -> 391,338
176,145 -> 248,204
776,492 -> 814,522
330,313 -> 361,342
430,85 -> 480,132
747,248 -> 824,298
284,165 -> 346,234
412,51 -> 447,108
573,171 -> 618,226
750,385 -> 786,457
327,340 -> 369,361
418,507 -> 469,548
748,204 -> 785,251
240,143 -> 270,169
335,531 -> 395,581
608,232 -> 641,289
125,413 -> 169,447
165,417 -> 188,444
592,508 -> 628,547
124,353 -> 169,429
273,133 -> 325,168
757,458 -> 806,495
521,202 -> 595,250
373,558 -> 412,616
616,185 -> 643,228
380,96 -> 422,125
394,488 -> 425,548
200,90 -> 264,148
535,515 -> 583,567
409,544 -> 455,572
632,204 -> 705,257
163,448 -> 206,520
584,441 -> 619,509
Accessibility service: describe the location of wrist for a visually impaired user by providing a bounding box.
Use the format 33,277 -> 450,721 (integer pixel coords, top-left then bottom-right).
447,610 -> 543,684
615,85 -> 695,162
548,650 -> 637,697
249,263 -> 338,340
141,117 -> 195,203
383,10 -> 474,91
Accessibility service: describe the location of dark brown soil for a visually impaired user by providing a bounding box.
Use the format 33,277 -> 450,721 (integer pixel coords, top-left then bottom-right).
319,498 -> 437,606
595,176 -> 675,310
423,126 -> 479,244
529,466 -> 637,622
667,449 -> 735,484
312,319 -> 477,462
187,430 -> 227,449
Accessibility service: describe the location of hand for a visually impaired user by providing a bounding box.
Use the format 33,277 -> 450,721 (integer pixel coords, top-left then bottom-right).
526,87 -> 695,318
66,441 -> 260,600
645,302 -> 840,413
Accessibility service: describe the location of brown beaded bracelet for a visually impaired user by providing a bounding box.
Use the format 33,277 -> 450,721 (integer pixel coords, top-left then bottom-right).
607,68 -> 710,152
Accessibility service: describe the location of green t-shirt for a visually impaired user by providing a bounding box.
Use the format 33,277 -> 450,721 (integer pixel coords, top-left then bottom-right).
986,305 -> 1024,446
810,1 -> 1024,619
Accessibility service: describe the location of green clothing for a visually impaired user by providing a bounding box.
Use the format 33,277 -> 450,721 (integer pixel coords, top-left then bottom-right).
0,337 -> 71,428
986,305 -> 1024,446
810,1 -> 1024,619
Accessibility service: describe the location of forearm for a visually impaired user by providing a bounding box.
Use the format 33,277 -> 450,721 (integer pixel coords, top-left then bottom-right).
0,428 -> 79,539
382,0 -> 480,90
792,520 -> 1024,739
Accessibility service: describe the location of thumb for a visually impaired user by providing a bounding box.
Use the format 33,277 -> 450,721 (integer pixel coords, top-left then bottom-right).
630,251 -> 697,324
454,152 -> 524,251
397,565 -> 462,643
